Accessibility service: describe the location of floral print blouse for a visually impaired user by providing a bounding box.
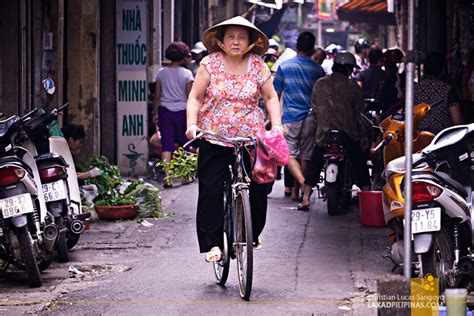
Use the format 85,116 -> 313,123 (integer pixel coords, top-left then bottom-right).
198,52 -> 271,147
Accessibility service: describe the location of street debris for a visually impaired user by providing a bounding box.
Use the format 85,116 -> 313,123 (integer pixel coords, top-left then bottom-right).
140,219 -> 154,227
338,305 -> 352,311
68,266 -> 85,278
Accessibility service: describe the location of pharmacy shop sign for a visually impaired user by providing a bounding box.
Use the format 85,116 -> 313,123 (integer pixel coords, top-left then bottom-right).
116,0 -> 147,175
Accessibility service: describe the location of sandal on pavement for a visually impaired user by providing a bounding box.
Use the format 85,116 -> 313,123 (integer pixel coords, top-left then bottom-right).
253,238 -> 262,250
297,189 -> 314,211
297,203 -> 310,212
182,177 -> 194,185
163,178 -> 173,189
205,247 -> 222,262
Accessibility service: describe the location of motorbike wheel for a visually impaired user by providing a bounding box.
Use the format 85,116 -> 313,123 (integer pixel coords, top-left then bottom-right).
38,251 -> 54,271
55,217 -> 69,262
326,183 -> 340,216
420,228 -> 458,293
17,226 -> 42,287
67,233 -> 80,250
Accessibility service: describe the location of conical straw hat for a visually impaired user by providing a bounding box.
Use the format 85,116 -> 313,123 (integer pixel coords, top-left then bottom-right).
202,16 -> 269,56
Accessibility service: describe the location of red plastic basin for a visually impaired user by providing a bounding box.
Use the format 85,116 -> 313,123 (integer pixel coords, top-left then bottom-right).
358,191 -> 386,227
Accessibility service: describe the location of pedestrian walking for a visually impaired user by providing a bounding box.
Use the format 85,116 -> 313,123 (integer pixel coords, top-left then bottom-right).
185,16 -> 283,262
273,31 -> 325,202
321,44 -> 342,75
311,47 -> 326,66
356,48 -> 385,99
353,39 -> 370,79
188,42 -> 208,78
378,48 -> 405,115
415,51 -> 464,135
153,41 -> 194,188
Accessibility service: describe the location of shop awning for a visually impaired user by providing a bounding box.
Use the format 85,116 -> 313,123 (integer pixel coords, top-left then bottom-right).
336,0 -> 396,25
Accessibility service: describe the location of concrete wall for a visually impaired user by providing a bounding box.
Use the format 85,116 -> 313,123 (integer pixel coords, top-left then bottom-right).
0,1 -> 20,116
100,0 -> 117,163
66,0 -> 100,166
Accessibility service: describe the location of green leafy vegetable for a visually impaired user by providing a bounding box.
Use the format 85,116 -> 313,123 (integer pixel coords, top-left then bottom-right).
156,147 -> 197,182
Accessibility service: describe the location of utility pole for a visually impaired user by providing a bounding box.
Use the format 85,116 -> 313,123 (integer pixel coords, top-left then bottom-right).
403,0 -> 415,280
317,18 -> 322,47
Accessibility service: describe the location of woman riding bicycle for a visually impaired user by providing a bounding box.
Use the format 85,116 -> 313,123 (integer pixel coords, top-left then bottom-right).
186,16 -> 283,263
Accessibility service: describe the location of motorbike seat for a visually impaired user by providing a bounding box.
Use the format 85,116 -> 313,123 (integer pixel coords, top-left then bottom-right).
435,172 -> 468,198
0,156 -> 32,174
35,153 -> 68,167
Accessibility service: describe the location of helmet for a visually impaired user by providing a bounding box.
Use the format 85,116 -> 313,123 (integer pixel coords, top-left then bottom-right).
268,39 -> 279,49
384,48 -> 404,64
334,51 -> 360,68
263,48 -> 279,58
263,48 -> 279,68
325,43 -> 343,54
354,39 -> 370,54
190,42 -> 207,54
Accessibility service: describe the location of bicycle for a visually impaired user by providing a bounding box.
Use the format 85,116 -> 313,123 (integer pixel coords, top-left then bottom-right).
184,130 -> 256,300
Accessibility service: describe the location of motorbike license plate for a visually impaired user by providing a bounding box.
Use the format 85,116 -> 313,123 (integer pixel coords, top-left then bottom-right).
411,207 -> 441,234
0,193 -> 34,219
43,181 -> 67,202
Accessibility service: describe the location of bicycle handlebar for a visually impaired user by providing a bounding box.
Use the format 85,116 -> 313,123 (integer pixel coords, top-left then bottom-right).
183,130 -> 255,148
183,130 -> 257,181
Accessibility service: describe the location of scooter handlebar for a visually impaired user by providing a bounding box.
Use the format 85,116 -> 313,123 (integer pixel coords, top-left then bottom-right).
20,108 -> 39,122
371,134 -> 394,153
55,102 -> 69,113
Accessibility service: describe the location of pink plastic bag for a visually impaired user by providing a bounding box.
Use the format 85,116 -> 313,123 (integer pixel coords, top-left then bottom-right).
255,129 -> 289,166
248,142 -> 278,184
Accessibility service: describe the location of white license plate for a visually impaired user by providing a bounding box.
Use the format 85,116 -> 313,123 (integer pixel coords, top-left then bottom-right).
0,193 -> 34,219
43,181 -> 67,202
411,207 -> 441,234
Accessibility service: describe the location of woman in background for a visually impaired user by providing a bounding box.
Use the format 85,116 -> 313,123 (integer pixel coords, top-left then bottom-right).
153,42 -> 194,188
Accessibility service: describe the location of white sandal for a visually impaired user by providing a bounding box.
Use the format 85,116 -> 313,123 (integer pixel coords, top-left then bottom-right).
205,246 -> 222,262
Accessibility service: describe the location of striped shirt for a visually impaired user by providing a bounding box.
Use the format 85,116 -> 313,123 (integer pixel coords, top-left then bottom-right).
273,55 -> 326,124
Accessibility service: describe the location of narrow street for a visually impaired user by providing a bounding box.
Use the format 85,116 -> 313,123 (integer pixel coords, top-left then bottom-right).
0,179 -> 392,315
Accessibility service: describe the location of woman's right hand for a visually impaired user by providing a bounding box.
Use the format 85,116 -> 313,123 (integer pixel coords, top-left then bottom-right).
186,124 -> 199,139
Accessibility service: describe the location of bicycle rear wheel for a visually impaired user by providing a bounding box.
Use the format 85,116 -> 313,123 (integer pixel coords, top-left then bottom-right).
234,188 -> 253,300
213,231 -> 230,285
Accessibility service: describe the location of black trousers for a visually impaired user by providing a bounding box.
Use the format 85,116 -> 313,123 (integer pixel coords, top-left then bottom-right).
196,140 -> 268,253
304,141 -> 371,188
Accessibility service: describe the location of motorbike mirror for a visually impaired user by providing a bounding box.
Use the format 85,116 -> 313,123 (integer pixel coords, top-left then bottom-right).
372,125 -> 383,133
360,113 -> 383,132
42,77 -> 56,95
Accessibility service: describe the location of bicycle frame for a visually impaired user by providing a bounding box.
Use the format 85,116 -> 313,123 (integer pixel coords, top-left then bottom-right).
185,130 -> 255,300
226,141 -> 251,256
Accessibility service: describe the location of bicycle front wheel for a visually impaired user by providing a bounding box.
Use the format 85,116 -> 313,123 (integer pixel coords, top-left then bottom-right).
214,175 -> 232,285
234,188 -> 253,300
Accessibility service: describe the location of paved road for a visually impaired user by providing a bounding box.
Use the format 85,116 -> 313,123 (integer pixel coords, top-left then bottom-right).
0,179 -> 392,315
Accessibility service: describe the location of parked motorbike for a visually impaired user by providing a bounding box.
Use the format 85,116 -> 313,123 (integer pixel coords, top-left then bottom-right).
0,113 -> 58,287
372,103 -> 434,270
406,123 -> 474,291
21,78 -> 88,262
